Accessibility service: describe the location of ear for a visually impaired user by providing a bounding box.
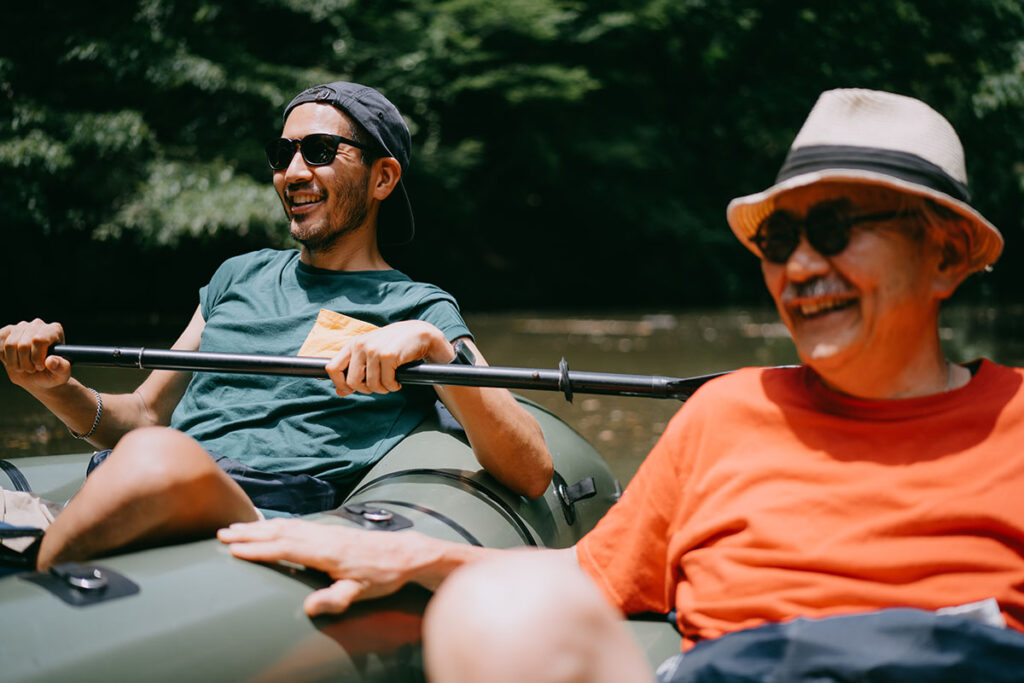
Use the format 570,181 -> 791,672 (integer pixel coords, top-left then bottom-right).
370,157 -> 402,201
931,240 -> 972,300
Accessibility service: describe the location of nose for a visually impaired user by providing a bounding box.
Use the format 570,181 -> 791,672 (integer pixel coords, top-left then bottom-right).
784,235 -> 831,281
281,146 -> 313,183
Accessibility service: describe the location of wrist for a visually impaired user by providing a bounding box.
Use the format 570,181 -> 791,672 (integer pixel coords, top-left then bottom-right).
448,339 -> 476,366
68,387 -> 103,440
425,336 -> 457,364
24,380 -> 103,441
409,535 -> 490,591
22,376 -> 78,405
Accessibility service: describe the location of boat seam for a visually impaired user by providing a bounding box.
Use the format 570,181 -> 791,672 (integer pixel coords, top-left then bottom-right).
349,469 -> 539,546
363,499 -> 484,547
0,459 -> 32,493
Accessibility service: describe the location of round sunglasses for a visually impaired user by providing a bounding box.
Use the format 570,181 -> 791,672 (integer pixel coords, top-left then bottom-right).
752,201 -> 919,264
264,133 -> 366,171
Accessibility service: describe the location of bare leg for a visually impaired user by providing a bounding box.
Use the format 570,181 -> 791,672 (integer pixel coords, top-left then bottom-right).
36,426 -> 258,569
423,551 -> 653,683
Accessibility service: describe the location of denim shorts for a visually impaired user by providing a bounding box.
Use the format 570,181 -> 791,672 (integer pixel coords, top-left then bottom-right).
88,449 -> 344,516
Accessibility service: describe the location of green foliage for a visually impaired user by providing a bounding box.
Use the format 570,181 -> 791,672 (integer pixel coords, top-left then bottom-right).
2,0 -> 1024,316
0,129 -> 72,174
98,161 -> 284,244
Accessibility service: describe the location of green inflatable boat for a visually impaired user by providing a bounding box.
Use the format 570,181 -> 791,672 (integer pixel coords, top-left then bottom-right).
0,399 -> 682,682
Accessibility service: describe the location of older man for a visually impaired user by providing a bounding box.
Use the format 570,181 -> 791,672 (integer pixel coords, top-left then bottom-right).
219,89 -> 1024,680
0,81 -> 551,571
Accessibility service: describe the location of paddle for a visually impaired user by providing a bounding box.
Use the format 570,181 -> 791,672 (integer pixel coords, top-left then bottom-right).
49,344 -> 728,402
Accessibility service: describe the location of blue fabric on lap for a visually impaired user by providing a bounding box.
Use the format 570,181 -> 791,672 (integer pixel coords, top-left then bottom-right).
656,607 -> 1024,682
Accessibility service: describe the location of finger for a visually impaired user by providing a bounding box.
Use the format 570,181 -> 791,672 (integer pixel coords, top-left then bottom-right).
223,525 -> 348,571
0,326 -> 14,367
422,327 -> 456,364
38,323 -> 64,371
304,579 -> 367,616
14,328 -> 35,373
364,355 -> 385,393
225,539 -> 322,568
326,348 -> 354,397
218,518 -> 299,543
218,522 -> 268,543
326,346 -> 351,374
44,355 -> 70,378
346,347 -> 369,394
30,335 -> 51,371
380,355 -> 402,392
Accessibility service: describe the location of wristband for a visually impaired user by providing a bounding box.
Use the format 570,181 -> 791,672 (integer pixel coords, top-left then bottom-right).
69,388 -> 103,440
449,339 -> 477,366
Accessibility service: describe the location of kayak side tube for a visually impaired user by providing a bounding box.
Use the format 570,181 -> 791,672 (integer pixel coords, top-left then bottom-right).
0,399 -> 679,682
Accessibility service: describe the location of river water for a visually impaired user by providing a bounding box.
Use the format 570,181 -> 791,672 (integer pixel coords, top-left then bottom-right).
2,305 -> 1022,486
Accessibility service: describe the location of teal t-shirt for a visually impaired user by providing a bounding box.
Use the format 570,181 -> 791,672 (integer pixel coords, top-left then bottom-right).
169,249 -> 471,485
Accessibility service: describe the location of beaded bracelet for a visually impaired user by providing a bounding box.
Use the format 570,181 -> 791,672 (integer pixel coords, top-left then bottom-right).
69,388 -> 103,440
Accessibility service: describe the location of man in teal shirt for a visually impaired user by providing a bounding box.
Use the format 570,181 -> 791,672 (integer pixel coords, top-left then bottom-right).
0,81 -> 552,569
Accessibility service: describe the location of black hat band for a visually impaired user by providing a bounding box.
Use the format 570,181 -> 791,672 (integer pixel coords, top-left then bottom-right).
777,145 -> 971,204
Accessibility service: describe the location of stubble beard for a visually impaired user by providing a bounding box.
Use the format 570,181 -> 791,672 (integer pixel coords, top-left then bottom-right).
290,168 -> 372,254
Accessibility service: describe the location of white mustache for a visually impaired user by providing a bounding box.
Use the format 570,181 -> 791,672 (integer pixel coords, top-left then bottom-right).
782,276 -> 852,303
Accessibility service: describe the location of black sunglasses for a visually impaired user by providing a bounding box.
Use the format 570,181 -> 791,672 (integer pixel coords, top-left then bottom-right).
752,201 -> 918,264
265,133 -> 366,170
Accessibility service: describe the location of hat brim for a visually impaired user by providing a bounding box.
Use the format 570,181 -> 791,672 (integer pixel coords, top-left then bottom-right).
726,170 -> 1003,272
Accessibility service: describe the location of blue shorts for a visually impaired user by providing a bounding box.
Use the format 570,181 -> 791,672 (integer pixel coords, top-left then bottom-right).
655,607 -> 1024,682
87,449 -> 344,516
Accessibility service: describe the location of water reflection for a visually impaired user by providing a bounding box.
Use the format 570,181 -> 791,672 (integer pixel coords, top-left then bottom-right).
2,305 -> 1022,487
466,308 -> 801,485
464,304 -> 1024,485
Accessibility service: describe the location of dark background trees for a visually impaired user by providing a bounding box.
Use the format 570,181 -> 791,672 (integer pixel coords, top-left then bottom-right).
3,0 -> 1023,337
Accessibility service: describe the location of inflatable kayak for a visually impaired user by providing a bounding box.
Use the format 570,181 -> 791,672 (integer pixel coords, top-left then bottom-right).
0,399 -> 682,681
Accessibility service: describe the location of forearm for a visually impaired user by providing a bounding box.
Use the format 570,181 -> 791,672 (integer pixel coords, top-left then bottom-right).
21,379 -> 162,450
4,307 -> 204,450
220,519 -> 576,617
406,532 -> 505,591
390,532 -> 576,592
436,384 -> 553,498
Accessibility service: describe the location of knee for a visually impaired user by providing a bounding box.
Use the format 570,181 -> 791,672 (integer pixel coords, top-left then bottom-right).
432,551 -> 603,626
99,427 -> 220,494
424,551 -> 623,683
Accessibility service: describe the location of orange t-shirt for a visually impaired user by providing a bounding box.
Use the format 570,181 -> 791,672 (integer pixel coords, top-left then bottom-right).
576,360 -> 1024,649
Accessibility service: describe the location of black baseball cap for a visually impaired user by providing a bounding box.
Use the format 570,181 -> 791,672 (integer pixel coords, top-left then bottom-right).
284,81 -> 414,245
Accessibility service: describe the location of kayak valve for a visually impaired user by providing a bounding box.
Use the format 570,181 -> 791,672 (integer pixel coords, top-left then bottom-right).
52,563 -> 108,591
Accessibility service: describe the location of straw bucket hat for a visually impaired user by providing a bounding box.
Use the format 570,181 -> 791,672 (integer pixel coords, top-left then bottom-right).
726,88 -> 1003,271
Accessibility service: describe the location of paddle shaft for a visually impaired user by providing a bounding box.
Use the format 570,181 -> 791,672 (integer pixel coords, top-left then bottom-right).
50,345 -> 726,401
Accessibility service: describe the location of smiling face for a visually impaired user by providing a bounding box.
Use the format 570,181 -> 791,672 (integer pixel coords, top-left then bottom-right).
760,182 -> 955,388
273,103 -> 373,253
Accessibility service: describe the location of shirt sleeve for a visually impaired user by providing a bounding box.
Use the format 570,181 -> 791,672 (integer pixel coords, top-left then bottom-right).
409,291 -> 472,343
198,252 -> 252,320
576,405 -> 694,616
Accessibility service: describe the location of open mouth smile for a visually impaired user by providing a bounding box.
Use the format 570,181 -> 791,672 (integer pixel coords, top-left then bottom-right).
286,188 -> 325,214
782,276 -> 858,320
792,296 -> 857,318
